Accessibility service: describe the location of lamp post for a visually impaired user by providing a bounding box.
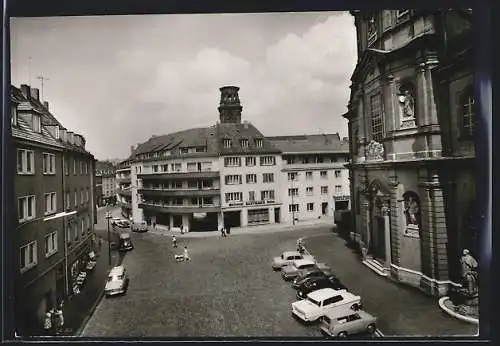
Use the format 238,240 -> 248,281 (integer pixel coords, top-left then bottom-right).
105,210 -> 112,266
44,210 -> 77,297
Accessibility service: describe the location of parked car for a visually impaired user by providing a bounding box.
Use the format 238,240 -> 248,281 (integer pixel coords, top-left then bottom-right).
131,221 -> 148,232
272,251 -> 314,271
104,265 -> 129,297
292,263 -> 333,287
115,219 -> 130,228
296,275 -> 346,299
320,309 -> 377,338
291,288 -> 362,323
281,259 -> 317,281
119,233 -> 134,252
110,217 -> 121,225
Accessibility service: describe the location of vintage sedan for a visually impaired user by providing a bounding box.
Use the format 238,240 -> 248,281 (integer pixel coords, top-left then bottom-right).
282,259 -> 318,281
131,221 -> 148,233
296,275 -> 347,299
291,288 -> 362,323
272,251 -> 314,271
104,265 -> 130,297
292,264 -> 334,288
320,309 -> 377,338
115,219 -> 130,228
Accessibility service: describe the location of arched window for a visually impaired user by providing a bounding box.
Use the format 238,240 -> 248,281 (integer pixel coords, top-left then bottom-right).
461,86 -> 475,137
403,191 -> 421,231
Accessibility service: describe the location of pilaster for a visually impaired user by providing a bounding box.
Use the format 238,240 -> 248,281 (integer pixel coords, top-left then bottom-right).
388,175 -> 402,266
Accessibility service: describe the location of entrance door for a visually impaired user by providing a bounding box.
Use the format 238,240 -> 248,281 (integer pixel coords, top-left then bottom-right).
321,202 -> 328,215
274,208 -> 280,223
373,216 -> 386,261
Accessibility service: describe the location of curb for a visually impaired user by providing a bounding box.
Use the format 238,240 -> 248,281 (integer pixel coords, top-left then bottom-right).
438,297 -> 479,325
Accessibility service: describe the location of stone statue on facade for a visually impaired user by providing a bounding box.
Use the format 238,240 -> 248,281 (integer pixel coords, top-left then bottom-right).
398,88 -> 415,118
365,140 -> 384,161
460,249 -> 479,295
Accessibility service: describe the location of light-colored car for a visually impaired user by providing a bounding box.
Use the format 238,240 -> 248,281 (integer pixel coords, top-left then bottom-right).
272,251 -> 314,270
281,259 -> 318,281
320,309 -> 377,337
104,265 -> 129,297
131,221 -> 148,232
291,288 -> 362,323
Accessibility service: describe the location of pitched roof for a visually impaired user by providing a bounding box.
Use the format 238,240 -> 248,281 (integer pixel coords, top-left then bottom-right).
267,133 -> 349,154
216,122 -> 281,155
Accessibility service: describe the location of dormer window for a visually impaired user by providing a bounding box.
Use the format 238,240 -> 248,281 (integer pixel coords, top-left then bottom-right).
33,115 -> 41,133
223,139 -> 232,148
240,139 -> 249,148
255,138 -> 263,148
11,105 -> 18,126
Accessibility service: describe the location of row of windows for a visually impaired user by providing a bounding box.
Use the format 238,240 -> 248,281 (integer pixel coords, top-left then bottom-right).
288,185 -> 341,196
16,149 -> 90,176
224,156 -> 276,167
224,173 -> 275,185
223,138 -> 263,149
150,161 -> 213,173
224,190 -> 275,203
142,197 -> 215,206
135,146 -> 207,160
20,215 -> 91,272
288,203 -> 323,213
18,188 -> 90,223
287,170 -> 342,181
284,156 -> 347,165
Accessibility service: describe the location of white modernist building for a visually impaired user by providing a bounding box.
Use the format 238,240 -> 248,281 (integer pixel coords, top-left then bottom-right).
117,86 -> 350,232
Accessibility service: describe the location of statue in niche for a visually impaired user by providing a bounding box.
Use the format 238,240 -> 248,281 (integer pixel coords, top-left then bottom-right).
403,192 -> 421,228
460,249 -> 479,296
398,85 -> 415,118
366,140 -> 384,161
368,16 -> 377,39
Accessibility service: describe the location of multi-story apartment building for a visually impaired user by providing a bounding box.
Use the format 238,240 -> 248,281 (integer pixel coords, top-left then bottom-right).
118,86 -> 350,231
344,9 -> 474,296
95,161 -> 117,206
268,134 -> 350,224
12,84 -> 96,335
116,158 -> 132,219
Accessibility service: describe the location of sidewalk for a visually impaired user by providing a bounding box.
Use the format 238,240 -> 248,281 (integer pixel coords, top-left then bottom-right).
146,217 -> 336,239
302,232 -> 478,336
56,237 -> 121,337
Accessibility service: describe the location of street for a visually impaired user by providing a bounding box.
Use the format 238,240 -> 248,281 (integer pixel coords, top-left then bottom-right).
81,224 -> 477,337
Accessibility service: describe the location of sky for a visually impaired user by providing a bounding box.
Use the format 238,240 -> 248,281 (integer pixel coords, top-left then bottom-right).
10,12 -> 357,160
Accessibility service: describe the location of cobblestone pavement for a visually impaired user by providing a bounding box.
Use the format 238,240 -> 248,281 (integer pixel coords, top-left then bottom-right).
82,226 -> 336,337
302,232 -> 479,337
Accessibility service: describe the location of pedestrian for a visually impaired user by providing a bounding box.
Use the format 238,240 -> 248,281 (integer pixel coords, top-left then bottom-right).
226,224 -> 231,235
55,308 -> 64,335
43,312 -> 52,336
180,225 -> 184,234
152,221 -> 156,229
172,235 -> 178,248
220,227 -> 226,237
183,246 -> 190,261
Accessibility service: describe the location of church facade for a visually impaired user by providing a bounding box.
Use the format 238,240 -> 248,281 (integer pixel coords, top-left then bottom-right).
344,10 -> 475,296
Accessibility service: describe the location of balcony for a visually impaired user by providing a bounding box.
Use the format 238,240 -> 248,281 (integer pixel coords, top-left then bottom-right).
116,176 -> 132,183
138,202 -> 221,214
138,171 -> 219,180
118,200 -> 132,209
139,187 -> 220,197
118,189 -> 132,197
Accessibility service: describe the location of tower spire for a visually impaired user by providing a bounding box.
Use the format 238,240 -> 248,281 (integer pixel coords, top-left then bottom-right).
218,86 -> 242,124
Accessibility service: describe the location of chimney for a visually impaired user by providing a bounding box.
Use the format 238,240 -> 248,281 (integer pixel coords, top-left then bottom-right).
81,136 -> 86,148
43,101 -> 49,110
30,88 -> 40,101
20,84 -> 30,98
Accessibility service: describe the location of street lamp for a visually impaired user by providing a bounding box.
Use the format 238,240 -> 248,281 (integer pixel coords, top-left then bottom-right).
105,210 -> 112,266
43,210 -> 77,296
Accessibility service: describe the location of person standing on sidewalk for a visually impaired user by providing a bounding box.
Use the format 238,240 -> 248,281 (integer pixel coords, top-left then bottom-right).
172,235 -> 178,248
220,226 -> 226,237
43,312 -> 52,336
180,225 -> 184,234
55,307 -> 64,335
183,246 -> 190,261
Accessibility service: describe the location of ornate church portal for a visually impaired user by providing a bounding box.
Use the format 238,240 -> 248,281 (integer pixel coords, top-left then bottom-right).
363,179 -> 391,267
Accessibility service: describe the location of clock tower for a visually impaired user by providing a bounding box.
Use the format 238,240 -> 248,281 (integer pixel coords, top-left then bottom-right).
218,86 -> 242,124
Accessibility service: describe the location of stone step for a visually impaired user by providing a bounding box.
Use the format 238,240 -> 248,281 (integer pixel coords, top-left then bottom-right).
362,259 -> 389,277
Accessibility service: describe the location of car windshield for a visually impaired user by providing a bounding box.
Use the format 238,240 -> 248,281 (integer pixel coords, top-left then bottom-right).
300,264 -> 315,269
107,274 -> 123,282
307,297 -> 321,306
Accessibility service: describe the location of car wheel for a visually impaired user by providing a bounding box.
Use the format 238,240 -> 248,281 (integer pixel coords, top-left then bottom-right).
337,331 -> 347,338
367,323 -> 376,333
351,303 -> 360,311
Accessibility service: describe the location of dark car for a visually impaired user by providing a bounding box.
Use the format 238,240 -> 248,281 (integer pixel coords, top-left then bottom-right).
296,275 -> 347,300
292,266 -> 334,289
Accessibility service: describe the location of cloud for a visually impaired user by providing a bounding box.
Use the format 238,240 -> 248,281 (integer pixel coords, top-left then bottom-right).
11,13 -> 357,159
